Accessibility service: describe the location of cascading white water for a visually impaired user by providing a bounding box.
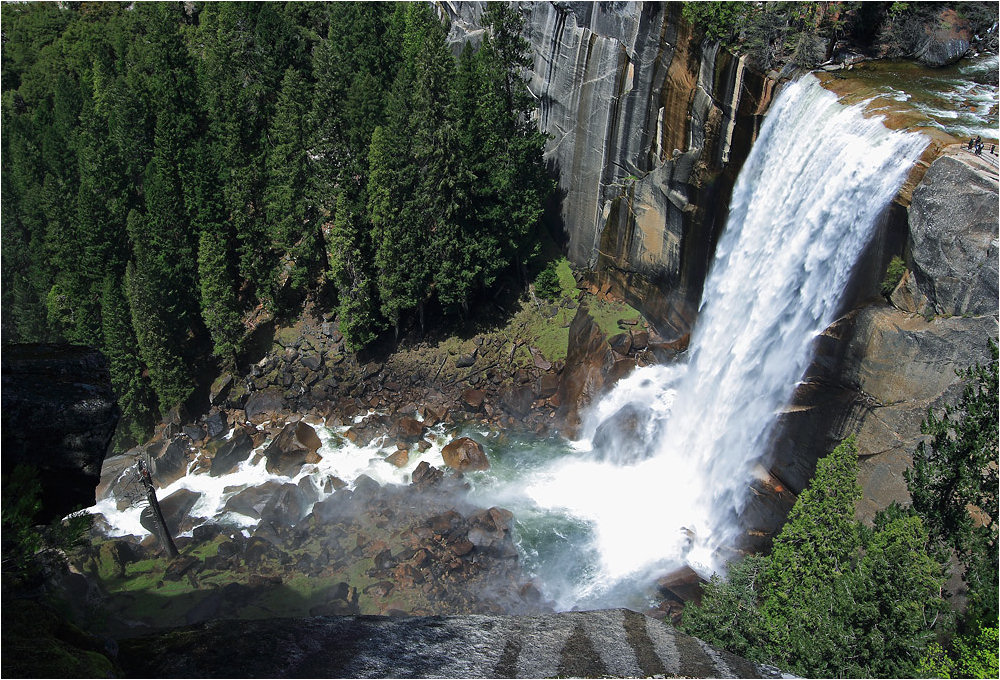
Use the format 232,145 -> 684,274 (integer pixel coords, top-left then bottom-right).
505,74 -> 929,608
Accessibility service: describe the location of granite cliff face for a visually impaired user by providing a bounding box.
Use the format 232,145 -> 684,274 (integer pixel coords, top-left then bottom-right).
772,148 -> 999,520
445,1 -> 996,529
442,1 -> 773,338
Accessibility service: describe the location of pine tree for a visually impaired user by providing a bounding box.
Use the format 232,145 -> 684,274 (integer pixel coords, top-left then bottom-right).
125,210 -> 193,414
328,175 -> 382,351
906,345 -> 999,630
101,274 -> 156,444
682,437 -> 951,678
197,227 -> 243,368
196,2 -> 302,307
265,67 -> 317,300
476,3 -> 552,281
369,3 -> 462,333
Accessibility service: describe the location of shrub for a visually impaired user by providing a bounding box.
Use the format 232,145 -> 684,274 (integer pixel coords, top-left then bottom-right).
534,261 -> 562,301
881,255 -> 907,297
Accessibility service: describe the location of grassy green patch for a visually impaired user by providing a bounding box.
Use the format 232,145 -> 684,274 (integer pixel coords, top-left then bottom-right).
186,535 -> 225,560
274,325 -> 301,348
589,296 -> 641,338
553,258 -> 577,296
526,306 -> 574,363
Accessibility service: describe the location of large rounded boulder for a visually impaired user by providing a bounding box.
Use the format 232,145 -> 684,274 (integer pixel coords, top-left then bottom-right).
441,437 -> 490,472
264,421 -> 322,476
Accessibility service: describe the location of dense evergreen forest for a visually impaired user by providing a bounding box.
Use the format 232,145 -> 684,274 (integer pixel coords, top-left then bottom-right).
1,1 -> 551,442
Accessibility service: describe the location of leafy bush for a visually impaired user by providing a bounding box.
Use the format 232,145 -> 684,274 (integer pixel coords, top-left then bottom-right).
881,255 -> 907,297
918,627 -> 1000,679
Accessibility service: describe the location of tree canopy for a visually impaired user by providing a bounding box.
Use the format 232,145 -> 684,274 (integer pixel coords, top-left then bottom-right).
1,1 -> 552,439
682,437 -> 952,678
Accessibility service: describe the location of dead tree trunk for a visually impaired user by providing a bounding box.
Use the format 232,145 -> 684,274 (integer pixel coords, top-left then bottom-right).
136,459 -> 179,558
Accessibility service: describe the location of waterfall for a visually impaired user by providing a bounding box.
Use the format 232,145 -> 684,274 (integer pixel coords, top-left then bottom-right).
514,74 -> 928,608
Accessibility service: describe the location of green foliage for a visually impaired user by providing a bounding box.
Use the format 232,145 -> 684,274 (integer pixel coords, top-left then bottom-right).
681,2 -> 915,70
1,464 -> 44,582
919,627 -> 1000,679
682,437 -> 951,678
881,255 -> 907,297
906,345 -> 999,631
534,262 -> 563,301
680,553 -> 769,659
953,626 -> 999,679
681,2 -> 748,43
197,228 -> 243,367
2,0 -> 553,417
101,274 -> 157,443
265,67 -> 317,301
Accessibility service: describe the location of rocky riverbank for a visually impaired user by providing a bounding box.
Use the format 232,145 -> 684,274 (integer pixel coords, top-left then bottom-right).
80,270 -> 697,630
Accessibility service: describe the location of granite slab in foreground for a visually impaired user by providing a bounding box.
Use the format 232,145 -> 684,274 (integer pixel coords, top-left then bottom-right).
117,608 -> 793,678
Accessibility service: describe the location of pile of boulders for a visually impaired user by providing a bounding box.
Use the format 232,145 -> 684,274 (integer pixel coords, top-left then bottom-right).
81,457 -> 550,632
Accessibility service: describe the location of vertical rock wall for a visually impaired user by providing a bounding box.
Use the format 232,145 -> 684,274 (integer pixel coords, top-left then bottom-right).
441,1 -> 774,339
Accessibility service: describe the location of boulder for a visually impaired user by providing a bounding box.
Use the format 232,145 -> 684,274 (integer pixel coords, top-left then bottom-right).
244,388 -> 285,424
300,353 -> 323,371
556,305 -> 614,437
259,482 -> 308,526
461,388 -> 486,410
182,424 -> 205,443
656,565 -> 706,605
411,461 -> 444,489
386,449 -> 409,468
1,344 -> 120,521
264,421 -> 322,476
441,437 -> 490,472
905,153 -> 999,317
591,404 -> 658,465
915,9 -> 972,67
608,332 -> 632,356
210,430 -> 256,477
202,411 -> 229,439
209,373 -> 233,405
141,488 -> 201,537
394,416 -> 426,442
455,352 -> 477,368
147,436 -> 192,487
224,481 -> 285,520
499,385 -> 535,418
536,373 -> 560,398
96,454 -> 137,502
